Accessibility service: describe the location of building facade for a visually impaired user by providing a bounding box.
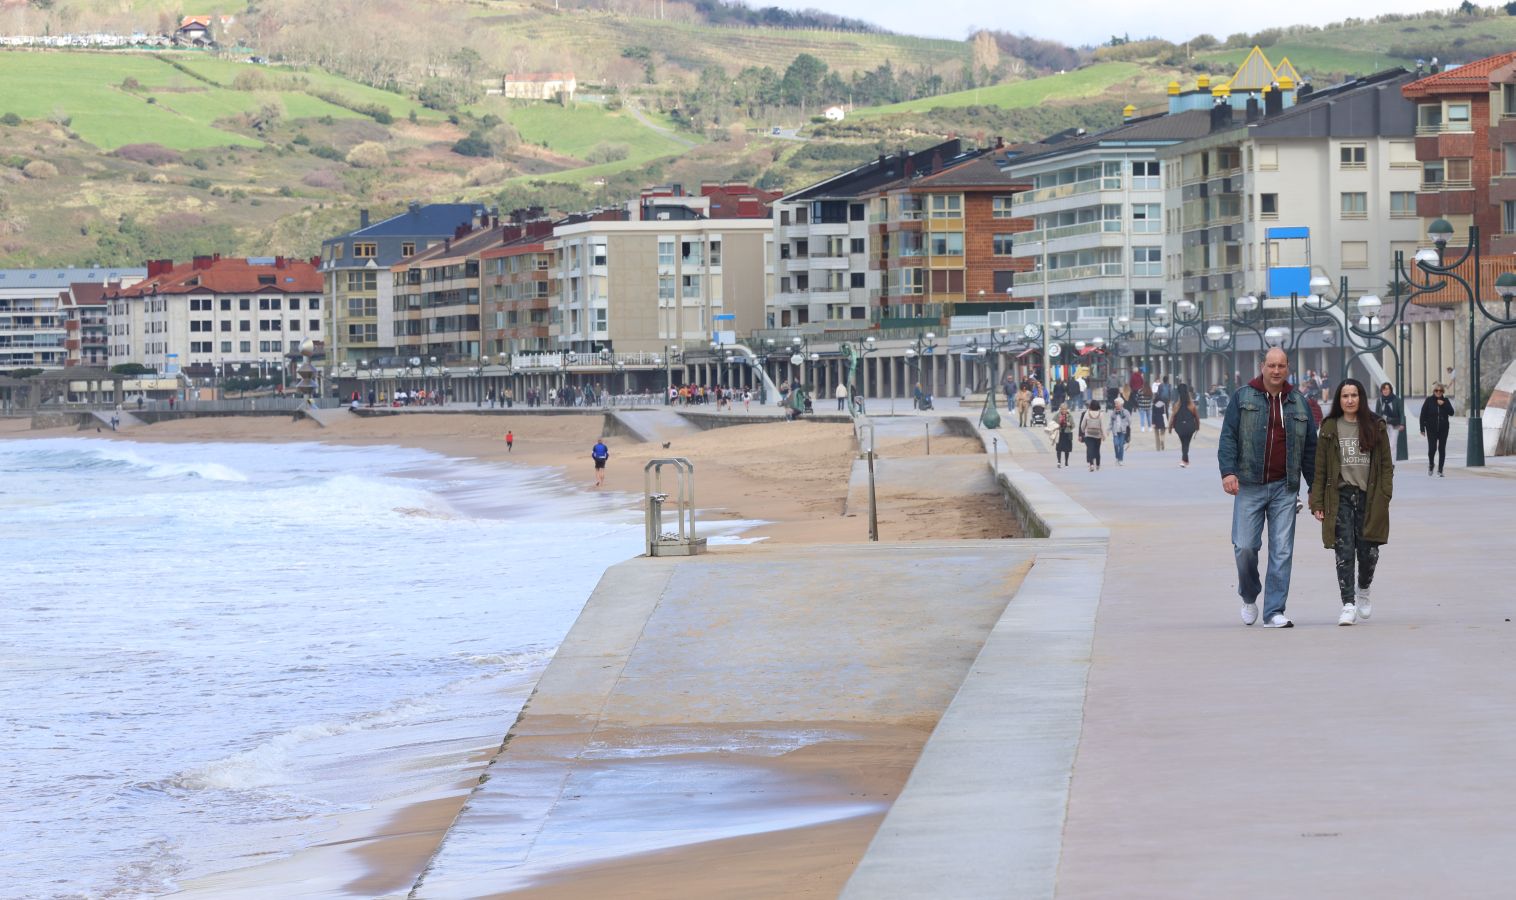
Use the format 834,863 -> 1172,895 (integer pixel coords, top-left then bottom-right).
321,203 -> 483,368
60,282 -> 112,368
481,223 -> 558,358
0,267 -> 144,369
106,256 -> 322,377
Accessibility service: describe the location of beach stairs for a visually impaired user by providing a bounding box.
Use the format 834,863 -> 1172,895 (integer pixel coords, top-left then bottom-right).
293,405 -> 337,428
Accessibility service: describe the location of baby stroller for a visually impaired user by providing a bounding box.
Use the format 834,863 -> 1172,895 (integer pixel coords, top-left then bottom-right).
1029,396 -> 1047,426
917,393 -> 934,411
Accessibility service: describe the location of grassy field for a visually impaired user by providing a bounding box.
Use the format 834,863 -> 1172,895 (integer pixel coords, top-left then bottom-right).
467,97 -> 696,183
851,63 -> 1162,119
1198,44 -> 1414,78
473,3 -> 968,75
0,52 -> 432,150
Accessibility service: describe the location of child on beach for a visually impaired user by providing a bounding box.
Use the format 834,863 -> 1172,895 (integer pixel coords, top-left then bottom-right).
505,430 -> 514,453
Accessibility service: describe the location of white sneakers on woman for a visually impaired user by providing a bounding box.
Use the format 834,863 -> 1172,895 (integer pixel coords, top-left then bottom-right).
1338,604 -> 1358,626
1356,586 -> 1372,619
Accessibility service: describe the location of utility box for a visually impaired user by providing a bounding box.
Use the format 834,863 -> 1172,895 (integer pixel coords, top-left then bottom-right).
644,457 -> 707,557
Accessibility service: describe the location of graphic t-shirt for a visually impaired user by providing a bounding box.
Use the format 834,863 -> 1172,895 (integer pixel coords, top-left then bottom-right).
1337,419 -> 1370,490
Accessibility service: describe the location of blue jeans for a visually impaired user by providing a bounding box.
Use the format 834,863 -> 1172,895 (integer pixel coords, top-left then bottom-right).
1138,407 -> 1151,429
1113,430 -> 1127,462
1232,480 -> 1299,621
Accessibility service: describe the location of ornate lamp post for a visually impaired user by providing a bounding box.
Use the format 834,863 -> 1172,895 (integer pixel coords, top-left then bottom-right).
1143,305 -> 1173,396
903,331 -> 937,411
474,355 -> 489,406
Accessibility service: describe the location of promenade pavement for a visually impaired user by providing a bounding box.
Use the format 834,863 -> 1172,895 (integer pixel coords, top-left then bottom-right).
989,411 -> 1516,897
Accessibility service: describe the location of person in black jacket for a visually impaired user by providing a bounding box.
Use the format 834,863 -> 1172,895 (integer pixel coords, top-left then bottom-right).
1376,382 -> 1403,429
1419,383 -> 1455,476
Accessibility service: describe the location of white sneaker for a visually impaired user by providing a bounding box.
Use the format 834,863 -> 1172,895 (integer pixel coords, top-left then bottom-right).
1241,602 -> 1259,625
1356,586 -> 1371,619
1338,604 -> 1357,626
1262,614 -> 1294,628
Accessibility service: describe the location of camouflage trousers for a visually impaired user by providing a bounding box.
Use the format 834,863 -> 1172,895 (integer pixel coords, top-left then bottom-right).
1334,485 -> 1380,605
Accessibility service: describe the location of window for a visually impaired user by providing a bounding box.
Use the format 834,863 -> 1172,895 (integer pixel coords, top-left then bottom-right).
709,240 -> 721,266
1132,246 -> 1161,277
929,232 -> 964,256
1131,161 -> 1160,190
1418,104 -> 1442,131
239,320 -> 251,331
1260,193 -> 1279,218
591,242 -> 607,267
402,242 -> 416,257
308,298 -> 319,310
1446,158 -> 1472,184
290,320 -> 301,331
1339,144 -> 1367,168
259,341 -> 272,353
1133,289 -> 1162,306
657,237 -> 675,267
850,238 -> 865,254
1423,160 -> 1445,187
929,194 -> 962,218
1504,84 -> 1516,117
1505,201 -> 1516,234
239,298 -> 250,310
220,320 -> 231,332
221,341 -> 232,353
592,308 -> 608,332
850,272 -> 865,288
1506,143 -> 1516,175
1131,203 -> 1160,232
1257,144 -> 1278,170
1341,241 -> 1368,269
309,319 -> 319,332
289,341 -> 299,353
346,271 -> 377,291
682,274 -> 702,299
240,341 -> 251,352
927,270 -> 965,293
658,275 -> 675,303
1389,141 -> 1417,168
354,242 -> 377,258
1340,192 -> 1368,218
1446,102 -> 1471,131
219,298 -> 231,311
849,203 -> 865,221
1391,191 -> 1416,218
289,298 -> 301,311
992,234 -> 1015,256
992,196 -> 1016,218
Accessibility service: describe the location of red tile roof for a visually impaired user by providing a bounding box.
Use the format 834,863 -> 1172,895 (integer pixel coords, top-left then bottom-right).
109,257 -> 321,298
1402,51 -> 1516,99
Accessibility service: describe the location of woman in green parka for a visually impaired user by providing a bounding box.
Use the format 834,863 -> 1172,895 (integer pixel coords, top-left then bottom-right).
1309,378 -> 1394,626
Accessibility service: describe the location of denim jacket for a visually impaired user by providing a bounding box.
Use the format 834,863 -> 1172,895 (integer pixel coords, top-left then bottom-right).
1217,383 -> 1317,490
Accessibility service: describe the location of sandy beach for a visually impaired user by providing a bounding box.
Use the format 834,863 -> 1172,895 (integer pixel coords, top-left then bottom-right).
3,409 -> 1013,896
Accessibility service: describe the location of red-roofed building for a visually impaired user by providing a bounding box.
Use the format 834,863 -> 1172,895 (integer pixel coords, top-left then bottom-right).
1402,50 -> 1516,255
105,255 -> 323,377
60,281 -> 112,368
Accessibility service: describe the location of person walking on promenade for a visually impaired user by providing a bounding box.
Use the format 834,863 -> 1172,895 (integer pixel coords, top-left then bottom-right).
1080,399 -> 1106,471
1135,382 -> 1153,432
591,439 -> 609,487
1219,348 -> 1318,628
1048,401 -> 1075,468
1110,397 -> 1132,466
1151,390 -> 1168,450
1419,383 -> 1455,477
1051,377 -> 1067,411
1310,379 -> 1394,627
835,382 -> 848,411
1375,381 -> 1403,438
1015,385 -> 1031,427
1170,384 -> 1200,467
505,430 -> 514,453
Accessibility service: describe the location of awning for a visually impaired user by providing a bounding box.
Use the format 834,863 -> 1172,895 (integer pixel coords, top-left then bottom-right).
1016,347 -> 1039,358
1076,346 -> 1105,356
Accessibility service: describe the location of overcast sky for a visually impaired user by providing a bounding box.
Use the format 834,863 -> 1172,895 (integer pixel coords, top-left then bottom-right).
765,0 -> 1462,46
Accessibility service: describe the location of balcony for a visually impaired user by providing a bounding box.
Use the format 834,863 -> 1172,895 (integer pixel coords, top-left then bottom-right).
1415,122 -> 1474,136
1016,263 -> 1124,285
1016,220 -> 1123,246
1013,177 -> 1123,206
808,255 -> 849,270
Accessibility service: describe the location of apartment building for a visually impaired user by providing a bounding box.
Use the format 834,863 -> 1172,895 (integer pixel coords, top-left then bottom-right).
60,281 -> 112,368
481,222 -> 557,357
1401,50 -> 1516,254
770,141 -> 962,328
390,220 -> 513,365
0,267 -> 144,369
1003,109 -> 1212,331
1157,69 -> 1423,314
321,202 -> 483,367
867,150 -> 1036,318
105,256 -> 322,376
544,185 -> 774,355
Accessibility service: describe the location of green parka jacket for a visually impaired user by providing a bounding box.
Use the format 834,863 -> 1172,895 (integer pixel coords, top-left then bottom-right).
1308,416 -> 1394,548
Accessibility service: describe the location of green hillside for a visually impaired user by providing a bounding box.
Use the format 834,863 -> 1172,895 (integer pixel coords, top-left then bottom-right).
852,63 -> 1167,119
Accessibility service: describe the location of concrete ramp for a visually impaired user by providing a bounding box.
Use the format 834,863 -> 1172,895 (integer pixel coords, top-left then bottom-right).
86,410 -> 145,431
608,409 -> 707,445
410,542 -> 1042,898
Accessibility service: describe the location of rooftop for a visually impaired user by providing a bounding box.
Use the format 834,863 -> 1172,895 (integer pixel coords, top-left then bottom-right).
1402,50 -> 1516,99
0,267 -> 147,292
108,257 -> 320,297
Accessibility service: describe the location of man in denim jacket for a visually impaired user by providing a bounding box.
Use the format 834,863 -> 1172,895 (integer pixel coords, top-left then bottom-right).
1218,348 -> 1318,628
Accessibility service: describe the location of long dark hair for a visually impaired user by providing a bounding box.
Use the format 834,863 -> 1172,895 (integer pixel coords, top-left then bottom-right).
1175,383 -> 1195,414
1326,377 -> 1380,452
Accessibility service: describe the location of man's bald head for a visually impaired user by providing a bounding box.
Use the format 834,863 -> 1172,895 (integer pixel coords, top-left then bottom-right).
1261,348 -> 1290,393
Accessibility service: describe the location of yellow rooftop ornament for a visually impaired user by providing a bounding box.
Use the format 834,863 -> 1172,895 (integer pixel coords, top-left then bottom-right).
1278,75 -> 1296,91
1212,84 -> 1232,98
1168,80 -> 1181,95
1197,74 -> 1211,90
1228,46 -> 1279,92
1122,103 -> 1137,118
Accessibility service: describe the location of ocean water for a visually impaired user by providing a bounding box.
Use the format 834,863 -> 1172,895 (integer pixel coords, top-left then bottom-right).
0,437 -> 654,899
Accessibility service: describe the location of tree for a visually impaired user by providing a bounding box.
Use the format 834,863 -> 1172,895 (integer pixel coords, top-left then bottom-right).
111,363 -> 155,376
781,53 -> 827,115
1459,0 -> 1477,13
1507,0 -> 1516,14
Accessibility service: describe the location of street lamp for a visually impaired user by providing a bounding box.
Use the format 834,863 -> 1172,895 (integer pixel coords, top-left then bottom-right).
903,331 -> 937,410
474,355 -> 489,406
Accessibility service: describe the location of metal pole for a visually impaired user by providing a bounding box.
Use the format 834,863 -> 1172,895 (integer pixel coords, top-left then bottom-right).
925,421 -> 930,455
1467,228 -> 1485,466
867,448 -> 879,541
